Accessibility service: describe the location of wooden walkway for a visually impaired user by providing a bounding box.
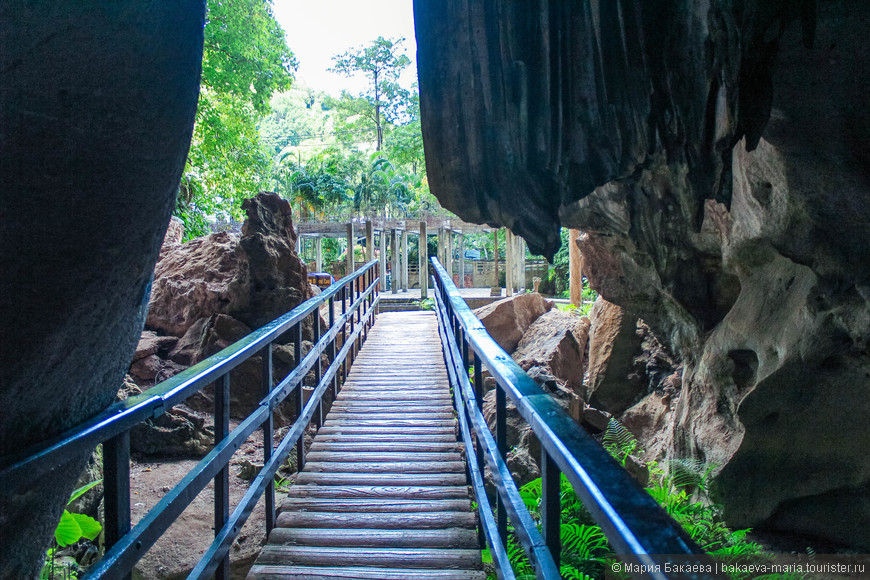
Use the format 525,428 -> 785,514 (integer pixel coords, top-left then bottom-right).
248,311 -> 485,580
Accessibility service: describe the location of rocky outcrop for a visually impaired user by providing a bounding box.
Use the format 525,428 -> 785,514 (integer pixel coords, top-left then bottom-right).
473,293 -> 553,353
146,232 -> 247,336
585,299 -> 644,415
512,309 -> 588,394
147,193 -> 311,337
0,4 -> 204,576
418,0 -> 870,549
126,193 -> 315,453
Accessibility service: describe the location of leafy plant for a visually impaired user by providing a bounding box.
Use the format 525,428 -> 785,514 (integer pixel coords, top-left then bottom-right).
602,419 -> 639,466
41,480 -> 103,580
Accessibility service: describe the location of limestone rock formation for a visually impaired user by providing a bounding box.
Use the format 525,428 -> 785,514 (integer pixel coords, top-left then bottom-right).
473,292 -> 553,353
147,193 -> 311,338
512,309 -> 588,393
146,232 -> 247,336
417,0 -> 870,548
585,298 -> 644,415
0,4 -> 205,575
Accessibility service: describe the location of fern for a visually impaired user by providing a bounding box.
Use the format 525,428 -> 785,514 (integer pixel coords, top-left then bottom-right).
602,419 -> 638,465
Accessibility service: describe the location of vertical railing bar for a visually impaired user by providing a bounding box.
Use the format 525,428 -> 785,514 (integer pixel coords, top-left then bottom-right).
496,383 -> 508,547
294,323 -> 304,472
313,311 -> 322,429
328,295 -> 338,398
103,431 -> 132,580
261,344 -> 274,535
214,373 -> 230,580
542,449 -> 562,570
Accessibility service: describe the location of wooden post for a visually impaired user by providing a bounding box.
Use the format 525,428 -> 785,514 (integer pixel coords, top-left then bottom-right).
314,236 -> 322,272
401,228 -> 409,291
505,229 -> 514,296
419,221 -> 428,299
445,230 -> 453,283
295,234 -> 301,255
568,229 -> 583,305
457,233 -> 465,288
517,235 -> 526,291
365,220 -> 374,261
379,228 -> 387,292
491,229 -> 500,295
346,222 -> 354,276
391,228 -> 399,294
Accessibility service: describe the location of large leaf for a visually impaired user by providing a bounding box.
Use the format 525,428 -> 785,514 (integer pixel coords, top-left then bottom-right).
55,510 -> 102,546
71,512 -> 102,541
67,479 -> 102,505
54,511 -> 83,547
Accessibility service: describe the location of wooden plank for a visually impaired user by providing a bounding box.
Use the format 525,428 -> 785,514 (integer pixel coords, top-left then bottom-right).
281,485 -> 469,500
275,511 -> 478,530
311,432 -> 457,443
334,392 -> 451,400
255,546 -> 483,570
324,413 -> 455,421
296,472 -> 468,487
279,497 -> 471,513
247,565 -> 487,580
328,405 -> 455,414
304,451 -> 462,463
308,441 -> 461,453
315,426 -> 455,436
266,527 -> 478,549
302,461 -> 466,474
323,419 -> 455,428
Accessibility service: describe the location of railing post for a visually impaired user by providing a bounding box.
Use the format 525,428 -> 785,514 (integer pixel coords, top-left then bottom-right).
328,295 -> 338,397
261,344 -> 275,535
103,431 -> 132,580
313,311 -> 322,429
214,373 -> 230,580
496,383 -> 508,547
294,323 -> 304,471
341,286 -> 348,384
542,449 -> 562,569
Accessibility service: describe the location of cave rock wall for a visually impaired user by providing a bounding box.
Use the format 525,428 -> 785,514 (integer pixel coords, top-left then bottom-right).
415,0 -> 870,548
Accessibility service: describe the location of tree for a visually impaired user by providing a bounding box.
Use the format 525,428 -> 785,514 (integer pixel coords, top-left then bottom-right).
177,0 -> 296,238
329,36 -> 411,151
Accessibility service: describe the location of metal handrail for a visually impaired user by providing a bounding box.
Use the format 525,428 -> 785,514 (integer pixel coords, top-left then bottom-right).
430,257 -> 715,580
0,259 -> 380,580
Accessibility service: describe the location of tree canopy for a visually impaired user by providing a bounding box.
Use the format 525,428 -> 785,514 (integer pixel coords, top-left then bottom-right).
329,36 -> 411,150
176,0 -> 296,238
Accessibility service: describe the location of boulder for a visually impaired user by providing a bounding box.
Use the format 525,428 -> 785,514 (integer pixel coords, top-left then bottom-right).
512,309 -> 588,393
146,231 -> 247,337
584,298 -> 644,415
146,192 -> 312,338
235,193 -> 311,329
474,292 -> 553,353
133,331 -> 178,361
130,405 -> 212,458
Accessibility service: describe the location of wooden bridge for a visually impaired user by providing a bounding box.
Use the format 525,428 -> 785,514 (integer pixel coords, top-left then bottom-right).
249,312 -> 484,579
0,259 -> 710,580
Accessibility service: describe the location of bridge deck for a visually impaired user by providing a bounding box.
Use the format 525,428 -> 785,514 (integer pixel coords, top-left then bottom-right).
247,311 -> 485,580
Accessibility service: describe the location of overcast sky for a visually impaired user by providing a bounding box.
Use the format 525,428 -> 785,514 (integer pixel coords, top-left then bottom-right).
272,0 -> 419,96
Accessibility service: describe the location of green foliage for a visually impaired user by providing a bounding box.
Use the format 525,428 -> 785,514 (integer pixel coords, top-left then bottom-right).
330,36 -> 411,151
492,421 -> 776,580
42,479 -> 103,580
602,419 -> 639,466
176,0 -> 295,238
